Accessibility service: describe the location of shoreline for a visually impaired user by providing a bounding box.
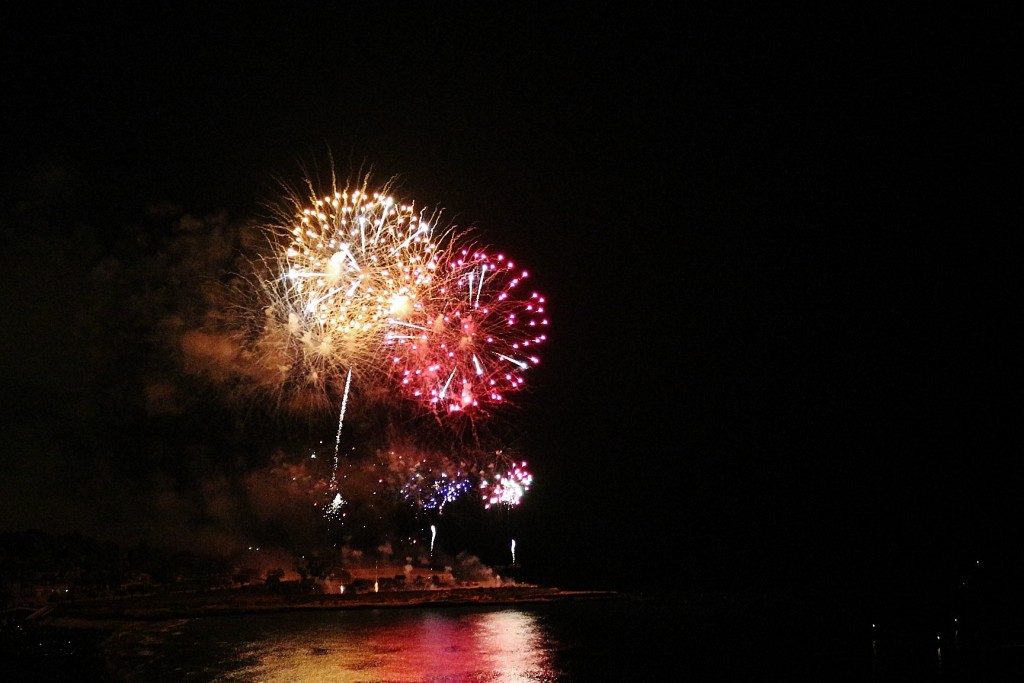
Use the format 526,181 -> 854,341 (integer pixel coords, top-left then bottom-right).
36,584 -> 625,628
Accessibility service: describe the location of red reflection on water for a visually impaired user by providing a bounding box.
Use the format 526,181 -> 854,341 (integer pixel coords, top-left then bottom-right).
361,609 -> 554,681
240,608 -> 556,682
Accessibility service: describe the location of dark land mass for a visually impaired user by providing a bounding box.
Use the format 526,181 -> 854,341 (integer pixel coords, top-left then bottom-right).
37,583 -> 624,625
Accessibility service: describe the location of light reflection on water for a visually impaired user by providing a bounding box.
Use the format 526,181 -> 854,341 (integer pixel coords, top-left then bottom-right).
107,606 -> 562,682
101,593 -> 1019,680
234,609 -> 553,682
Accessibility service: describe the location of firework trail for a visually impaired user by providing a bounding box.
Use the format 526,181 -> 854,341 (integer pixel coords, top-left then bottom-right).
333,368 -> 353,467
320,365 -> 355,517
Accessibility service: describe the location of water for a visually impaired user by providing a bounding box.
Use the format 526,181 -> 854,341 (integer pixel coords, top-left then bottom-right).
18,589 -> 1024,681
98,596 -> 700,682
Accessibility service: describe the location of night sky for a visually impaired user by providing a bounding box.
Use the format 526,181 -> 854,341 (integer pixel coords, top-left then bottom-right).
1,6 -> 1016,595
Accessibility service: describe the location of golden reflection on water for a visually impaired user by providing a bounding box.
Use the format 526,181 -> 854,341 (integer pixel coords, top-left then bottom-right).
229,608 -> 556,682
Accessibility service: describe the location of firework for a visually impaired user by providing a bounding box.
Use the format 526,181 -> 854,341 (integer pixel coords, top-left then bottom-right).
223,173 -> 460,431
225,167 -> 548,548
388,447 -> 474,513
385,244 -> 548,417
479,456 -> 533,509
255,175 -> 452,386
224,244 -> 366,416
229,170 -> 549,428
324,492 -> 347,520
409,471 -> 474,513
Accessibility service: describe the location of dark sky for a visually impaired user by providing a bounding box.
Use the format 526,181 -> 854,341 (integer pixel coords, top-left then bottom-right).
0,6 -> 1016,593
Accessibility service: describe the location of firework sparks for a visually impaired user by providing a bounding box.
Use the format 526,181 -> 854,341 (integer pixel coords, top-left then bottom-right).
385,245 -> 548,417
394,450 -> 474,513
480,459 -> 533,509
324,492 -> 347,519
263,176 -> 451,380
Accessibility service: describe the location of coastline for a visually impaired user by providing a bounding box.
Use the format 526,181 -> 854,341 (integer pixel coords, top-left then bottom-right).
37,584 -> 625,628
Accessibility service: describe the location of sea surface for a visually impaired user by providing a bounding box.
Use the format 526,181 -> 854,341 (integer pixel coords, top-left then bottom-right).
10,588 -> 1024,681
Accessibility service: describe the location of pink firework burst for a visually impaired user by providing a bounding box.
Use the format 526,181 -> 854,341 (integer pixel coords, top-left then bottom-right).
479,459 -> 533,509
385,246 -> 548,417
